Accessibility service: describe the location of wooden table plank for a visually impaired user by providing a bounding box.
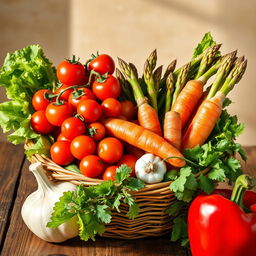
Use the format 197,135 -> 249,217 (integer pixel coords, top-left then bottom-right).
0,142 -> 24,250
1,159 -> 187,256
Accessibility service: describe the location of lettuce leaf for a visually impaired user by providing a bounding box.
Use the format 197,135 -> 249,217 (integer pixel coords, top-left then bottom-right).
193,32 -> 216,58
0,45 -> 57,156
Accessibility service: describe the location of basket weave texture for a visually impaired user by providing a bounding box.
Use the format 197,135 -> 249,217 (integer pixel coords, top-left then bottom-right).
25,141 -> 209,239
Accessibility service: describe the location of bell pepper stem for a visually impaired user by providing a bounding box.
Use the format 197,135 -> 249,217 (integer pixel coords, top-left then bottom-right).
230,175 -> 256,210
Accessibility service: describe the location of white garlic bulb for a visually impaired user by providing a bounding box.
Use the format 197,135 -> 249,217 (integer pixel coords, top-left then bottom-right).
21,162 -> 79,243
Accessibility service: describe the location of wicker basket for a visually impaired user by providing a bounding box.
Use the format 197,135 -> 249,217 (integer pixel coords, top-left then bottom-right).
25,140 -> 209,239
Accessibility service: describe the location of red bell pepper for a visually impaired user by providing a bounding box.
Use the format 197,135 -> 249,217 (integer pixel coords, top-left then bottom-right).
188,175 -> 256,256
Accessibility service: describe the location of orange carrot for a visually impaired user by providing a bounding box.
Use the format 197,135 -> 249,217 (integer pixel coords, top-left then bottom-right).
103,118 -> 185,167
163,111 -> 182,150
118,58 -> 162,136
181,92 -> 224,149
138,100 -> 162,136
181,56 -> 247,150
172,52 -> 236,128
171,80 -> 205,128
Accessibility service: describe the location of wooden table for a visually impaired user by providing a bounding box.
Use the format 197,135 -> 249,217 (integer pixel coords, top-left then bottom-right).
0,142 -> 255,256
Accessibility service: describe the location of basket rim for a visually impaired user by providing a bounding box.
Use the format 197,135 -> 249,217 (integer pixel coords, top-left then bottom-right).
25,140 -> 210,190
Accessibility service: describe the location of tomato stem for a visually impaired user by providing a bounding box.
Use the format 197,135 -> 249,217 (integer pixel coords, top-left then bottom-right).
65,55 -> 80,65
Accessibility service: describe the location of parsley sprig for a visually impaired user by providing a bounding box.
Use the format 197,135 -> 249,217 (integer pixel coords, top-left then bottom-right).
47,165 -> 144,241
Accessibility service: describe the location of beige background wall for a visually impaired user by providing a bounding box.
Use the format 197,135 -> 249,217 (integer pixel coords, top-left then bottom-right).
0,0 -> 255,145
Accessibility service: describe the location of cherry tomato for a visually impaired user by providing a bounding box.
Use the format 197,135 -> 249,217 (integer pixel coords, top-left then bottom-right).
70,135 -> 96,160
80,155 -> 104,178
92,75 -> 121,101
57,133 -> 70,142
61,117 -> 86,140
68,88 -> 96,109
55,84 -> 74,101
31,110 -> 54,134
88,54 -> 115,75
87,122 -> 105,141
50,141 -> 74,166
77,100 -> 101,123
45,102 -> 73,126
101,98 -> 122,117
97,137 -> 123,163
121,100 -> 136,120
57,58 -> 85,86
103,166 -> 118,181
32,89 -> 52,111
117,154 -> 137,177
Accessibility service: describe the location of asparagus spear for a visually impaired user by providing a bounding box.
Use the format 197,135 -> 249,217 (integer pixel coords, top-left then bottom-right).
171,63 -> 190,106
143,50 -> 158,110
165,72 -> 174,113
116,68 -> 134,102
219,57 -> 247,95
206,50 -> 237,99
195,44 -> 222,79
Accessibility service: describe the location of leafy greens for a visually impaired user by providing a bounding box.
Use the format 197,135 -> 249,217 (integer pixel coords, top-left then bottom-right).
47,165 -> 144,241
0,45 -> 57,155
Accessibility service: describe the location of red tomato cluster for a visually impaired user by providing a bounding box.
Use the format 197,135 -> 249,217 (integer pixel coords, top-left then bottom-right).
30,53 -> 137,180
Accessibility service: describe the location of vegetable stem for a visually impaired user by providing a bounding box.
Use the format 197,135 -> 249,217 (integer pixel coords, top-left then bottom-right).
219,57 -> 247,96
230,174 -> 256,210
118,57 -> 145,102
165,72 -> 174,113
195,44 -> 221,79
172,63 -> 190,106
143,50 -> 158,109
206,51 -> 237,99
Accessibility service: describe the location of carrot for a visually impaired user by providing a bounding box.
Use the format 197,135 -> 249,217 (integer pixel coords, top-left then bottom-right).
182,57 -> 247,150
163,111 -> 182,150
137,99 -> 162,136
171,52 -> 236,128
118,58 -> 162,136
181,92 -> 224,149
103,118 -> 185,167
171,79 -> 205,127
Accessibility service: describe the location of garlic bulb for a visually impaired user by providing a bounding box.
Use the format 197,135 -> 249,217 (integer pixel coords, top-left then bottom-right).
21,162 -> 79,243
135,153 -> 167,184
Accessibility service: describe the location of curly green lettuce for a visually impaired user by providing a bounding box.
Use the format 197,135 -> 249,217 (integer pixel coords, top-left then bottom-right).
0,45 -> 57,155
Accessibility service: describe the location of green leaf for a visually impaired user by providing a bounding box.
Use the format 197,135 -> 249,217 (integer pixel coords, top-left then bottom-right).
0,44 -> 57,148
171,216 -> 188,242
175,189 -> 196,202
166,201 -> 185,217
115,164 -> 132,183
170,166 -> 192,193
127,203 -> 139,219
96,205 -> 112,224
95,180 -> 116,196
112,193 -> 123,212
47,191 -> 76,228
208,160 -> 226,181
65,164 -> 80,173
125,177 -> 145,191
25,135 -> 52,157
193,32 -> 216,58
0,101 -> 29,133
226,157 -> 241,173
199,175 -> 215,194
223,98 -> 232,108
